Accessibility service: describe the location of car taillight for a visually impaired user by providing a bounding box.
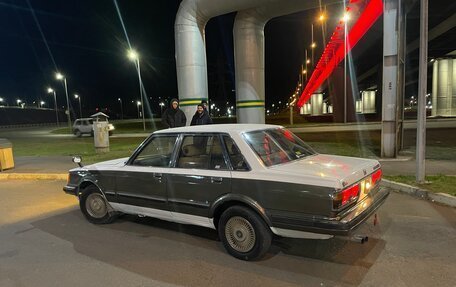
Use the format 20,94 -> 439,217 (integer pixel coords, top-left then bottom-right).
333,183 -> 360,210
372,169 -> 382,184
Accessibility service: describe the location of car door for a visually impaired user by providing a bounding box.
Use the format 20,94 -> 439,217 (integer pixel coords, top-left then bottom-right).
114,135 -> 178,213
167,134 -> 231,218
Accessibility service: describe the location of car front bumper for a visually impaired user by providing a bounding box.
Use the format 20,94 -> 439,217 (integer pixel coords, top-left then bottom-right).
63,185 -> 78,196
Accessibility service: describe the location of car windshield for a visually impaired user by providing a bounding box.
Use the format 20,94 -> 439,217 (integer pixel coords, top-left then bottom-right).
243,128 -> 316,167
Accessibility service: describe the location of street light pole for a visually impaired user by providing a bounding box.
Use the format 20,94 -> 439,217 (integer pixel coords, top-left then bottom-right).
48,88 -> 59,127
118,98 -> 123,119
343,9 -> 348,124
127,49 -> 146,131
137,59 -> 145,131
56,73 -> 72,130
311,24 -> 315,66
416,0 -> 428,183
74,94 -> 82,118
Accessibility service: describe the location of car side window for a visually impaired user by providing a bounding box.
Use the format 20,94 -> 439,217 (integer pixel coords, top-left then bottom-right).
131,136 -> 177,167
177,135 -> 227,170
223,136 -> 249,171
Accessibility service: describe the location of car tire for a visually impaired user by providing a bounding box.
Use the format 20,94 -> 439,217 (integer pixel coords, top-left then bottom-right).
108,131 -> 113,136
79,185 -> 116,224
218,206 -> 272,261
75,130 -> 82,137
90,131 -> 94,137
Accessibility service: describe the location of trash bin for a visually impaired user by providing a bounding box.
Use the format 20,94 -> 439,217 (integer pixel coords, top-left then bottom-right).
0,138 -> 14,171
93,121 -> 110,153
91,112 -> 110,153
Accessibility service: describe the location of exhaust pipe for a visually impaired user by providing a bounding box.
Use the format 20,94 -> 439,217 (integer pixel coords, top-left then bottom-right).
351,235 -> 369,244
338,235 -> 369,244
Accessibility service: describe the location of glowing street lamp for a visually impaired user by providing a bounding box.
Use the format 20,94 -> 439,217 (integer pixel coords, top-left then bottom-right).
318,14 -> 325,22
55,72 -> 72,130
47,87 -> 59,127
127,49 -> 145,131
74,94 -> 82,118
159,101 -> 165,116
342,12 -> 350,22
136,100 -> 141,119
40,101 -> 45,108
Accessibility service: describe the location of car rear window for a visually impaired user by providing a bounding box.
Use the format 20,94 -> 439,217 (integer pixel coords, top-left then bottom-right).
243,128 -> 316,167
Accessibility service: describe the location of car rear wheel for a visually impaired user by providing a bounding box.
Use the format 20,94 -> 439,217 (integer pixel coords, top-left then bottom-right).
79,185 -> 116,224
218,206 -> 271,261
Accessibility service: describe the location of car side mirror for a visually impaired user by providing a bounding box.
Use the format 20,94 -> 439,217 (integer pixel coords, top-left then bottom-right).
72,156 -> 83,168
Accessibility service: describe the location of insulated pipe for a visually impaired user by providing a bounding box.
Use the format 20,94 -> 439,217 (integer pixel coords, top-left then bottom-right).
234,0 -> 337,123
175,0 -> 278,125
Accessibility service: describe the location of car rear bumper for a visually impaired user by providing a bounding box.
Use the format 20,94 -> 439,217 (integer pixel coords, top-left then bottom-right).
269,186 -> 390,237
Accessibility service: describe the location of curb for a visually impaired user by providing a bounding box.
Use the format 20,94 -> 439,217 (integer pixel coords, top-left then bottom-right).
381,179 -> 456,208
0,173 -> 67,180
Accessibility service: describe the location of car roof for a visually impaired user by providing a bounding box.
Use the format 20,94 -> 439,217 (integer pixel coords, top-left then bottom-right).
153,124 -> 283,135
75,118 -> 93,121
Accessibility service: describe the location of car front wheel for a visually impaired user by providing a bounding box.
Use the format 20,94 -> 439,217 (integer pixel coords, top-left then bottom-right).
218,206 -> 272,261
79,185 -> 116,224
75,130 -> 82,137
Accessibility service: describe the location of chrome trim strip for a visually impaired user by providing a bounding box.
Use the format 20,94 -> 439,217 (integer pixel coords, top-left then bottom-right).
115,192 -> 166,202
270,227 -> 333,240
168,198 -> 210,208
110,203 -> 215,229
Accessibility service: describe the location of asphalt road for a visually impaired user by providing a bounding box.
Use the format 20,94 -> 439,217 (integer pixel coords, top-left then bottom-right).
0,180 -> 455,287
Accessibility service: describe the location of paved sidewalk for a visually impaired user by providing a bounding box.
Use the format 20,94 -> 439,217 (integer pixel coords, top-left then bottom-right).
0,156 -> 74,180
379,158 -> 456,176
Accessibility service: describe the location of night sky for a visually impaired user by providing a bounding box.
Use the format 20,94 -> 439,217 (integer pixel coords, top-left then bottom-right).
0,0 -> 354,117
2,0 -> 451,118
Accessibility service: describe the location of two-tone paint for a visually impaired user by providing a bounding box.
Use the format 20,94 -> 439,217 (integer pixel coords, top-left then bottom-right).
64,124 -> 389,239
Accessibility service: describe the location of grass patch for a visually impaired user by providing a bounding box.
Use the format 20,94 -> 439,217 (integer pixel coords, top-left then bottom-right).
307,142 -> 378,158
51,121 -> 160,135
12,137 -> 145,164
384,175 -> 456,196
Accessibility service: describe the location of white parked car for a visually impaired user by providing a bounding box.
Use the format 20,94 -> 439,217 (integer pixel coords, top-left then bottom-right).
72,118 -> 114,137
64,124 -> 389,260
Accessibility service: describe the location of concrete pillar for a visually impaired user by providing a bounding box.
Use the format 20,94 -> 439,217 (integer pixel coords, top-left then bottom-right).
362,90 -> 376,113
303,103 -> 311,114
356,100 -> 363,113
432,58 -> 456,116
310,93 -> 323,115
381,0 -> 399,158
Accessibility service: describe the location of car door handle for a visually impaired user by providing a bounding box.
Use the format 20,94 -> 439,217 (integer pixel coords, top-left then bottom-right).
153,173 -> 162,179
211,177 -> 223,184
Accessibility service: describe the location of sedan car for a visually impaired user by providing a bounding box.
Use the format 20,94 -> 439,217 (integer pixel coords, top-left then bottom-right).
64,124 -> 389,260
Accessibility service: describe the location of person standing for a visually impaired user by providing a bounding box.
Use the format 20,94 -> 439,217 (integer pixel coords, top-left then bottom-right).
162,98 -> 186,128
191,104 -> 213,126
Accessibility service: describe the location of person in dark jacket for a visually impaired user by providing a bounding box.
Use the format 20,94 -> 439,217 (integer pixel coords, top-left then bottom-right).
190,104 -> 213,126
162,98 -> 186,128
